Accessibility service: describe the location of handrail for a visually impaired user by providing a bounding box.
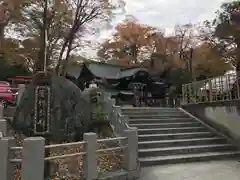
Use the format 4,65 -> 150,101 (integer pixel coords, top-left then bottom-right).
97,137 -> 126,143
10,146 -> 23,150
45,141 -> 85,149
44,152 -> 87,161
9,158 -> 22,163
96,146 -> 126,153
182,71 -> 239,105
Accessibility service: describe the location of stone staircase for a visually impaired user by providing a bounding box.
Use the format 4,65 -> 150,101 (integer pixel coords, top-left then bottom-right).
121,107 -> 240,167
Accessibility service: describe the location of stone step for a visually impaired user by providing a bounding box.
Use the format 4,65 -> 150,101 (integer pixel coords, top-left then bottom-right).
99,170 -> 128,180
139,151 -> 240,167
121,107 -> 179,112
138,137 -> 227,149
129,118 -> 194,124
122,111 -> 184,116
138,132 -> 216,141
130,122 -> 201,129
138,144 -> 237,157
137,127 -> 207,135
128,114 -> 189,119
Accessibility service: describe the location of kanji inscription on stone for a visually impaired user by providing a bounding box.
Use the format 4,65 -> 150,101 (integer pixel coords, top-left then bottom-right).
34,85 -> 51,135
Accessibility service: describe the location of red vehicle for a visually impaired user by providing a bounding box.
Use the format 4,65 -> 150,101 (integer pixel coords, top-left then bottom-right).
8,76 -> 32,85
0,81 -> 16,107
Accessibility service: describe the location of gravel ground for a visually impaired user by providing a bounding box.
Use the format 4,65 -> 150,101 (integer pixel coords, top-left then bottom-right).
7,123 -> 124,180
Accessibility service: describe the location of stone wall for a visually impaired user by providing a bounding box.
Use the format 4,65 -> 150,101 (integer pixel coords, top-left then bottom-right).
3,107 -> 16,118
183,100 -> 240,143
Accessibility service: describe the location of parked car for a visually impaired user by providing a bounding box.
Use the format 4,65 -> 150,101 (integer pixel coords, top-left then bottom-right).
0,81 -> 17,107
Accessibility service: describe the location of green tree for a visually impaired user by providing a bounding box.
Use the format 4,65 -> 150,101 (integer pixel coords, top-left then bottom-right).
203,1 -> 240,71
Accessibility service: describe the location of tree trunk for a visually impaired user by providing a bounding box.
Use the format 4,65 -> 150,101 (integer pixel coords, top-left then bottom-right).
236,39 -> 240,75
55,40 -> 69,75
130,44 -> 137,64
0,25 -> 4,52
35,29 -> 44,72
61,38 -> 74,75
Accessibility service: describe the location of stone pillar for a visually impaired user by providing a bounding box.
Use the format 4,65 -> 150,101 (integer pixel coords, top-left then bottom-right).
123,128 -> 139,179
83,133 -> 98,180
21,137 -> 45,180
0,104 -> 3,118
0,137 -> 15,180
0,118 -> 7,137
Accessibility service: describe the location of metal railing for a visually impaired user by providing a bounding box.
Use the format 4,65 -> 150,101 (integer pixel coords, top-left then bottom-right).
182,71 -> 239,105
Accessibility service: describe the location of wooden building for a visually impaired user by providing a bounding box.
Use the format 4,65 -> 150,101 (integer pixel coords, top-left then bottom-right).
67,61 -> 170,106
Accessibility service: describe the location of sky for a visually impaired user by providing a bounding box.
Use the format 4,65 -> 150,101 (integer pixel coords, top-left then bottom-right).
103,0 -> 233,37
82,0 -> 232,58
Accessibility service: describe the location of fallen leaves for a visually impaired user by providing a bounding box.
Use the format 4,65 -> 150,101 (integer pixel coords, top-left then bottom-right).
7,124 -> 123,179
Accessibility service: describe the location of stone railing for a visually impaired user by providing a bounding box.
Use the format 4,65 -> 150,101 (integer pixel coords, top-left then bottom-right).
0,103 -> 140,180
104,97 -> 133,137
0,120 -> 139,180
182,71 -> 239,105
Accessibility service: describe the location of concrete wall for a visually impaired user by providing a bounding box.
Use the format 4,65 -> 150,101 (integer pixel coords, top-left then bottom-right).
183,101 -> 240,142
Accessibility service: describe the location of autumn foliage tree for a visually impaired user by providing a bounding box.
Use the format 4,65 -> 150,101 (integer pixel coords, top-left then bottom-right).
98,18 -> 231,80
4,0 -> 117,73
98,18 -> 160,66
98,21 -> 198,73
192,42 -> 231,78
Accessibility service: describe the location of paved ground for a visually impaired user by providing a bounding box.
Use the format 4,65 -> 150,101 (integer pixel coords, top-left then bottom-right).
140,160 -> 240,180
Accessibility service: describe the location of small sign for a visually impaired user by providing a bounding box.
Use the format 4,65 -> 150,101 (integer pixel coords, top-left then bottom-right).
34,86 -> 51,135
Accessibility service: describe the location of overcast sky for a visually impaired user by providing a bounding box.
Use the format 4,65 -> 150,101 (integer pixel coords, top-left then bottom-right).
99,0 -> 232,38
83,0 -> 233,57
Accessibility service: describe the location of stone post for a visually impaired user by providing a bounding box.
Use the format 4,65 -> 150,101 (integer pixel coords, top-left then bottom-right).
114,106 -> 121,134
83,133 -> 98,180
123,128 -> 139,178
120,116 -> 129,135
181,85 -> 185,105
17,84 -> 25,105
106,97 -> 114,123
21,137 -> 45,180
0,104 -> 4,118
109,99 -> 116,123
165,91 -> 169,107
0,118 -> 7,137
0,137 -> 15,180
208,80 -> 213,102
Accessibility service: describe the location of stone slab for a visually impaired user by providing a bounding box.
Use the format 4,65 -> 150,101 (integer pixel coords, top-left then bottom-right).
140,160 -> 240,180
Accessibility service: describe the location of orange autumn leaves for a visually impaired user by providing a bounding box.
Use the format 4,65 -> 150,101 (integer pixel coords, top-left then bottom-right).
98,20 -> 230,76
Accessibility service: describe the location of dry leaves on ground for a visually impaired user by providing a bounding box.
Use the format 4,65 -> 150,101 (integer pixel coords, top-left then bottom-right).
7,124 -> 124,180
